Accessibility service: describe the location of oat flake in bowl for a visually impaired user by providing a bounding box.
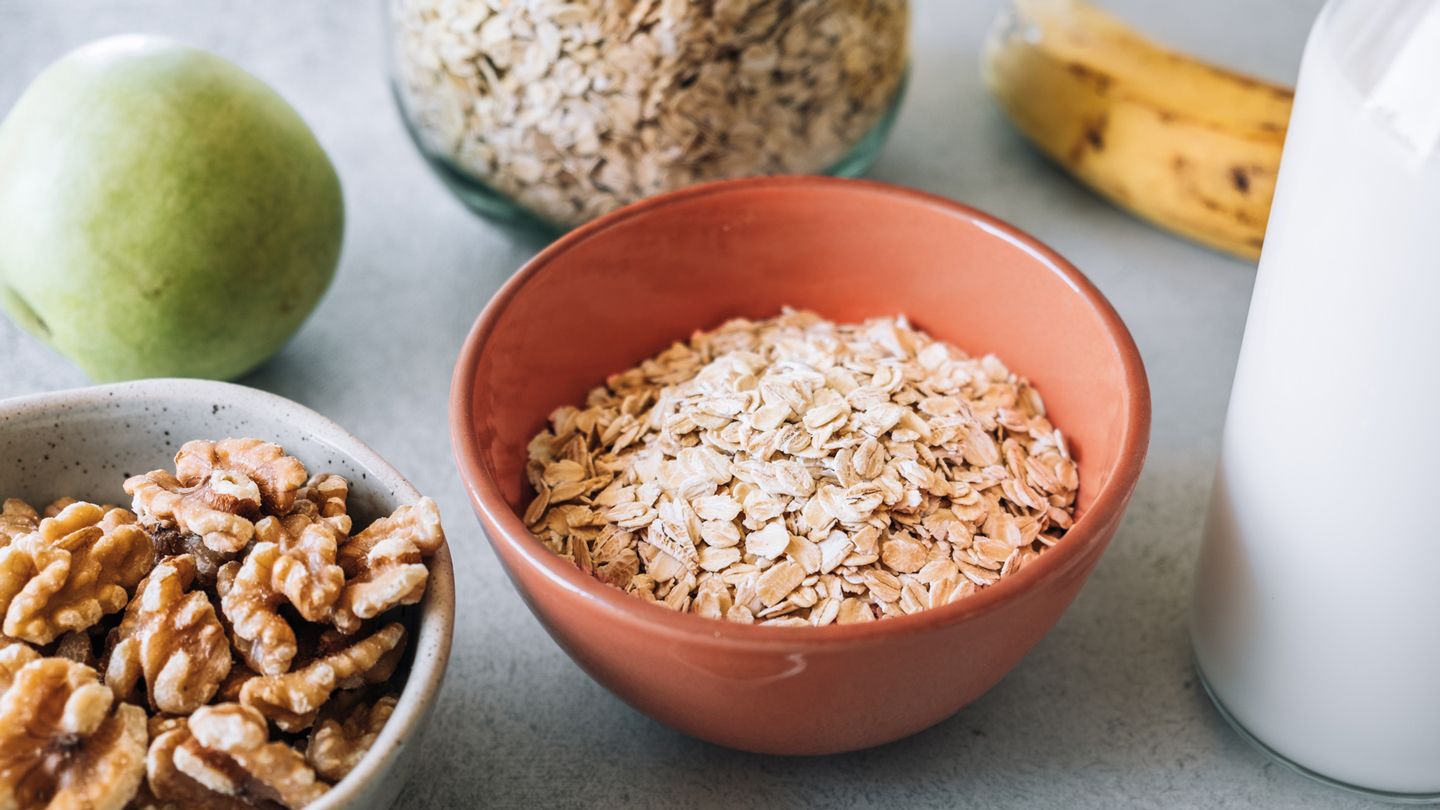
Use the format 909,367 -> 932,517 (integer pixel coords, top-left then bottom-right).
524,309 -> 1078,626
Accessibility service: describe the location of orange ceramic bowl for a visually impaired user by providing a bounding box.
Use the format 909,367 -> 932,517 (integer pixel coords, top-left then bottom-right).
451,177 -> 1150,755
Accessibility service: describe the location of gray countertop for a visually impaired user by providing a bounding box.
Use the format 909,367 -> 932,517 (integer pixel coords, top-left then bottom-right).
0,1 -> 1379,808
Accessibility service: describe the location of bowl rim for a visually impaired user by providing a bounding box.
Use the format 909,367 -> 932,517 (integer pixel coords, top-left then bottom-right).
450,175 -> 1149,649
0,378 -> 455,807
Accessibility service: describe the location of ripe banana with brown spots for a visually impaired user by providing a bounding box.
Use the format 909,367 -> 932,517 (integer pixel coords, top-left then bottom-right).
982,0 -> 1293,260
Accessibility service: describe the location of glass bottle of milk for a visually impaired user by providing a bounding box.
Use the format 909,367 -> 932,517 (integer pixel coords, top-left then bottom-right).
1192,0 -> 1440,798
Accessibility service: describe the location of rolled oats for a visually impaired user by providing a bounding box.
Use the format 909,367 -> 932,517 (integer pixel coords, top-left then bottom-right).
526,310 -> 1078,625
390,0 -> 909,228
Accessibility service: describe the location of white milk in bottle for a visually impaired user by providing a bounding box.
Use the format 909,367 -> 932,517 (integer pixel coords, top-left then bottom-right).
1192,0 -> 1440,797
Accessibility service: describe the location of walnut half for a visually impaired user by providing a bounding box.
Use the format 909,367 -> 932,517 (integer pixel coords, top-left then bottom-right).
148,703 -> 328,809
106,554 -> 232,715
125,470 -> 262,555
216,543 -> 299,677
0,499 -> 38,547
149,525 -> 235,590
216,512 -> 348,677
125,438 -> 308,556
0,657 -> 148,810
332,498 -> 444,633
0,640 -> 39,693
241,622 -> 406,733
291,474 -> 352,537
306,693 -> 397,782
174,439 -> 309,516
257,514 -> 345,625
0,502 -> 154,645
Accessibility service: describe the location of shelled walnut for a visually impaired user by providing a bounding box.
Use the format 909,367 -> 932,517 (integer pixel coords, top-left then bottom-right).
258,514 -> 346,624
125,438 -> 307,555
53,629 -> 99,668
173,439 -> 309,516
0,639 -> 39,691
2,436 -> 446,809
106,554 -> 232,714
150,524 -> 234,588
332,499 -> 443,633
0,656 -> 148,810
293,474 -> 351,536
0,499 -> 38,546
144,719 -> 252,810
240,623 -> 406,733
306,694 -> 398,782
0,501 -> 153,645
124,468 -> 260,555
148,704 -> 327,809
217,542 -> 303,676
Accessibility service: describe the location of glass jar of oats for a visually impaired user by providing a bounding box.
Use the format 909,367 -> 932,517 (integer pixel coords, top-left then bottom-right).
386,0 -> 909,232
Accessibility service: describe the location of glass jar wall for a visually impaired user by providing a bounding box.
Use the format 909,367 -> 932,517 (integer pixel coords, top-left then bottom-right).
387,0 -> 909,231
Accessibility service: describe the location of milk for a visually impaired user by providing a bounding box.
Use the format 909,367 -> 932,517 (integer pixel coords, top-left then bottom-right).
1191,0 -> 1440,796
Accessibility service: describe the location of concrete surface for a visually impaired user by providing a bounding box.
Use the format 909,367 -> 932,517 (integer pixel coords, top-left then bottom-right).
1,1 -> 1379,807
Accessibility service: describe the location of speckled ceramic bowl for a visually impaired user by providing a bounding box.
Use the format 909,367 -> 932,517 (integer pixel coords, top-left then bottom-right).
452,176 -> 1151,755
0,379 -> 454,810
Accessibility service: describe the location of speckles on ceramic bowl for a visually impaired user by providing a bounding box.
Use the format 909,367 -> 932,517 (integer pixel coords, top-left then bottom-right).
0,378 -> 455,810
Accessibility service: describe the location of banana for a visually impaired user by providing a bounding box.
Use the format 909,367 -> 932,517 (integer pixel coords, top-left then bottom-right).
982,0 -> 1293,260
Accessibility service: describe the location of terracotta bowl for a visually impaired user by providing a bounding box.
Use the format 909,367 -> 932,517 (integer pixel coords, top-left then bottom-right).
451,176 -> 1149,755
0,379 -> 454,808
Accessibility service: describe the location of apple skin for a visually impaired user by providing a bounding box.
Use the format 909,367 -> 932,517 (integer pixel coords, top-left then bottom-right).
0,35 -> 343,382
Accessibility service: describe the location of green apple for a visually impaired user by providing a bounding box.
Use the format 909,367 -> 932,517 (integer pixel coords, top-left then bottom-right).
0,35 -> 343,381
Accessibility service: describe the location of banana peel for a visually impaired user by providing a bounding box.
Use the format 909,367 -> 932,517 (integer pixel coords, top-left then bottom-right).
982,0 -> 1294,260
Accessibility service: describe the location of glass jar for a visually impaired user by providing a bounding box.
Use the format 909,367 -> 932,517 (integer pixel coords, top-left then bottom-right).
386,0 -> 909,232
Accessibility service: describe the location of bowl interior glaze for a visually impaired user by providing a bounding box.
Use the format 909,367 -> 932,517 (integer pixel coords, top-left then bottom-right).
467,177 -> 1141,547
